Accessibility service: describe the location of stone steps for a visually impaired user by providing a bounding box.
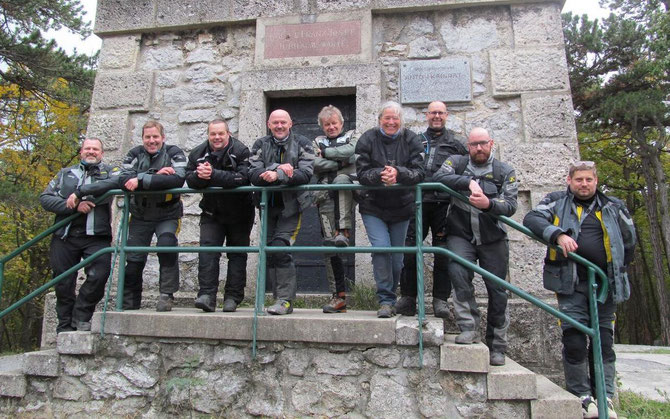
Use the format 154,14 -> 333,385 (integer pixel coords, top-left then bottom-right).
0,310 -> 580,418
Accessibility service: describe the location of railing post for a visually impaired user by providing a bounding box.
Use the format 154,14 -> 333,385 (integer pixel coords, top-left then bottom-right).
115,192 -> 131,312
588,267 -> 607,418
415,185 -> 425,366
0,262 -> 4,303
253,189 -> 269,359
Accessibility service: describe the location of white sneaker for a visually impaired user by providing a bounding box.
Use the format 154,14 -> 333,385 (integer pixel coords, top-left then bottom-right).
580,395 -> 598,419
606,397 -> 618,419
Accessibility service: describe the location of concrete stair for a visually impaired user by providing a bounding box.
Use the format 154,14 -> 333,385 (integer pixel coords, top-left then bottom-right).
0,309 -> 581,418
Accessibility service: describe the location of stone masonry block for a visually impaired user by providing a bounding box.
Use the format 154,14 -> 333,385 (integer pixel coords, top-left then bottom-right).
155,0 -> 232,27
396,317 -> 444,346
490,48 -> 569,96
511,3 -> 564,46
531,375 -> 582,419
95,0 -> 154,34
522,94 -> 577,141
440,334 -> 489,373
0,370 -> 27,397
23,349 -> 60,377
99,35 -> 141,69
91,72 -> 153,110
500,141 -> 578,189
487,358 -> 537,400
57,331 -> 98,355
86,111 -> 129,152
233,0 -> 293,19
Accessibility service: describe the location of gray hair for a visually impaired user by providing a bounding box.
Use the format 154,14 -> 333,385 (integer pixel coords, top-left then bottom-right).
317,105 -> 344,128
377,101 -> 404,129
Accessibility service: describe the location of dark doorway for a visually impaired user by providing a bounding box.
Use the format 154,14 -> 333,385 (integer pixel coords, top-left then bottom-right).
267,95 -> 356,293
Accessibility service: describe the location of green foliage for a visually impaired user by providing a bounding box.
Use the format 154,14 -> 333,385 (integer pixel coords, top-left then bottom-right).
348,282 -> 378,311
0,0 -> 97,109
618,390 -> 670,418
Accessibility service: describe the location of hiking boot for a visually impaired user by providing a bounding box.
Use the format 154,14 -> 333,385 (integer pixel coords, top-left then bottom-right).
322,236 -> 336,246
395,296 -> 416,316
194,294 -> 216,312
606,398 -> 618,419
580,395 -> 598,419
432,297 -> 450,318
222,298 -> 238,312
333,233 -> 349,247
489,351 -> 505,366
323,292 -> 347,313
455,330 -> 479,344
156,293 -> 174,312
71,320 -> 91,332
267,300 -> 293,315
377,304 -> 396,318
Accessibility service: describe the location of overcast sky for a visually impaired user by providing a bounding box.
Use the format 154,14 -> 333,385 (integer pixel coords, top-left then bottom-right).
49,0 -> 611,56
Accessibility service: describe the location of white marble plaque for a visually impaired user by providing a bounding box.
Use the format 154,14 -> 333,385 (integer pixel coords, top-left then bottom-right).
400,59 -> 472,104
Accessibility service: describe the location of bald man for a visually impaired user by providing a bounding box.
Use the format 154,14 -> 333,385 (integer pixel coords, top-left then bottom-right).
433,127 -> 518,366
397,101 -> 467,318
249,109 -> 315,315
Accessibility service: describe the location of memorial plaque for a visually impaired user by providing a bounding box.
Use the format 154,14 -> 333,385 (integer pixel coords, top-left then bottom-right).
399,59 -> 472,104
264,20 -> 361,59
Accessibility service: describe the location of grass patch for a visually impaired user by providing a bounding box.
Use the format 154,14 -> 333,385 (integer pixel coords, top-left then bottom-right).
618,390 -> 670,418
649,348 -> 670,355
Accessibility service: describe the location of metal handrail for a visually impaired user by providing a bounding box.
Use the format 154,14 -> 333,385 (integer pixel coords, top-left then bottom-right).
0,182 -> 609,417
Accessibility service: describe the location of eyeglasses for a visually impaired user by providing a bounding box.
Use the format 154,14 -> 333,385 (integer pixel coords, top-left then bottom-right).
467,140 -> 491,148
427,111 -> 447,116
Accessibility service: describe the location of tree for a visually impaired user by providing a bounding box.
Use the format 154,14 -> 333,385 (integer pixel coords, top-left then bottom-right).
563,1 -> 670,344
0,0 -> 96,110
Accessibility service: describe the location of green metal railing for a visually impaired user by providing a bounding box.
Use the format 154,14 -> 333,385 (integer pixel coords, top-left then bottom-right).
0,182 -> 611,417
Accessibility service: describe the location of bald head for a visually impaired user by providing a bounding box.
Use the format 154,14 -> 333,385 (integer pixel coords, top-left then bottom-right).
467,127 -> 493,164
426,101 -> 448,130
268,109 -> 293,140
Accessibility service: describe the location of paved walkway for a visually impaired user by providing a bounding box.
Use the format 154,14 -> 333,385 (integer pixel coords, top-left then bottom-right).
615,344 -> 670,402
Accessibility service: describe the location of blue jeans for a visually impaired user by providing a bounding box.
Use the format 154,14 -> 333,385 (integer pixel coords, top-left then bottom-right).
361,214 -> 410,306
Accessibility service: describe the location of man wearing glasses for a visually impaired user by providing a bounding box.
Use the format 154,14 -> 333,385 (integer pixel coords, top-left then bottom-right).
433,127 -> 518,366
396,101 -> 467,317
523,161 -> 635,419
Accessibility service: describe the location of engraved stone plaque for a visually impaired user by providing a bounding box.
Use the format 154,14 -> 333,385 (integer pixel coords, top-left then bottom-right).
264,20 -> 361,59
399,59 -> 472,104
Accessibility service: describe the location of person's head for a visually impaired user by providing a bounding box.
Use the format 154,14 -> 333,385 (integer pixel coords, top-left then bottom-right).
378,101 -> 404,137
467,127 -> 493,164
567,161 -> 598,200
426,101 -> 448,130
207,119 -> 230,151
317,105 -> 344,138
267,109 -> 292,140
80,138 -> 104,164
142,120 -> 166,154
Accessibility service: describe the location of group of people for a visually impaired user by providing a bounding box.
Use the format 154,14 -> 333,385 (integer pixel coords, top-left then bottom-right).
41,100 -> 635,418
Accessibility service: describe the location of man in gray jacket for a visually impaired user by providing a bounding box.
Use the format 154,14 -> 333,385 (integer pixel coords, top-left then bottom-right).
40,138 -> 120,332
523,161 -> 635,419
249,109 -> 315,315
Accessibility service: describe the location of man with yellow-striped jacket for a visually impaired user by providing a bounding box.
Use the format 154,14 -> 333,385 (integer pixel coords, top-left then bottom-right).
523,161 -> 635,419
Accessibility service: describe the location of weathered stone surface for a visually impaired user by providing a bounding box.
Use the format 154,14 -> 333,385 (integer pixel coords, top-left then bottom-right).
415,380 -> 460,418
282,348 -> 312,376
487,358 -> 537,400
314,351 -> 364,376
245,367 -> 283,417
234,0 -> 292,19
61,356 -> 87,377
440,335 -> 488,373
531,375 -> 582,419
119,363 -> 159,388
402,347 -> 440,369
291,378 -> 359,416
210,346 -> 248,366
91,72 -> 153,110
160,83 -> 228,110
57,332 -> 98,355
407,37 -> 441,58
53,376 -> 90,401
396,317 -> 444,347
155,0 -> 231,27
23,350 -> 59,377
81,364 -> 148,399
511,3 -> 564,46
99,35 -> 140,69
110,397 -> 149,416
86,112 -> 128,152
363,347 -> 401,368
166,368 -> 248,413
139,44 -> 184,71
95,0 -> 154,33
439,8 -> 513,53
500,141 -> 578,189
317,0 -> 371,13
161,342 -> 212,371
490,48 -> 569,96
522,94 -> 576,140
184,63 -> 222,83
365,372 -> 416,418
0,371 -> 27,398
